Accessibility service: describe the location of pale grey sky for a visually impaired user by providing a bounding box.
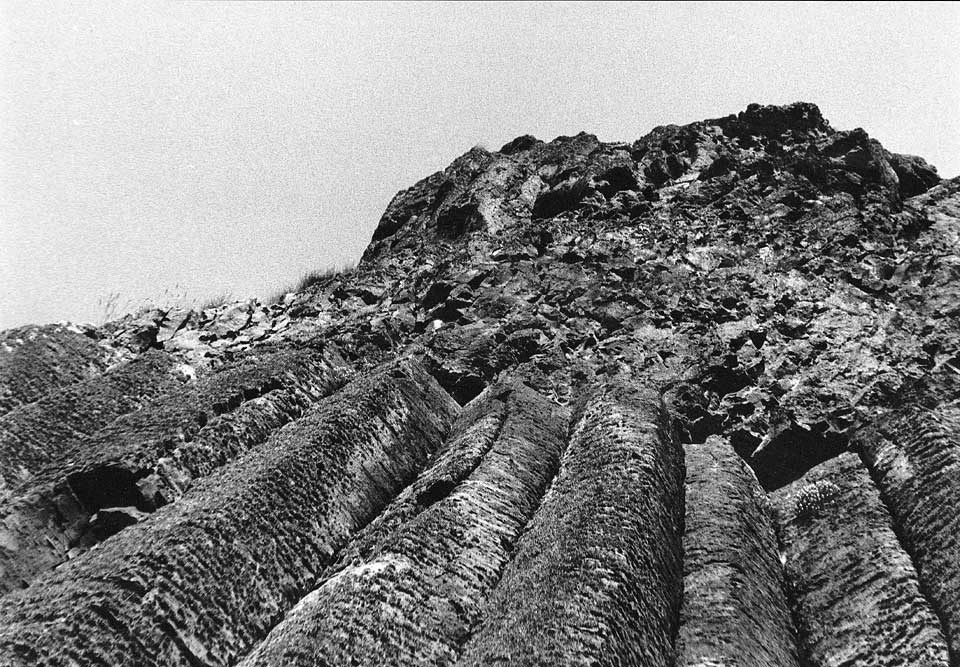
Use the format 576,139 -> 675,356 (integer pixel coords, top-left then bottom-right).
2,1 -> 958,329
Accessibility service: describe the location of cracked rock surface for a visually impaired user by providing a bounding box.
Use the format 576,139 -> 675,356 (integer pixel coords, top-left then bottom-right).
0,102 -> 958,665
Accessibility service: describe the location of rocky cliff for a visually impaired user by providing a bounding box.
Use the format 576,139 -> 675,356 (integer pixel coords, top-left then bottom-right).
0,102 -> 958,666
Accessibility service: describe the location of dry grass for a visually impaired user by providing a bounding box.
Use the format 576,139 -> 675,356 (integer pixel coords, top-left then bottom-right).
95,263 -> 356,325
96,285 -> 193,325
199,292 -> 233,311
267,264 -> 356,304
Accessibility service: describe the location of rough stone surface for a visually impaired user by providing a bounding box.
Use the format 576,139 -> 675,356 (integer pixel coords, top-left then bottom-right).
0,345 -> 350,594
854,371 -> 960,662
0,360 -> 458,666
239,379 -> 567,667
772,452 -> 950,666
0,323 -> 117,417
455,379 -> 684,667
679,436 -> 801,667
0,351 -> 183,497
0,102 -> 957,663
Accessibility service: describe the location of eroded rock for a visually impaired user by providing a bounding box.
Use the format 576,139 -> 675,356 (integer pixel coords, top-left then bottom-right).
679,436 -> 801,667
456,378 -> 684,667
239,380 -> 567,667
0,360 -> 458,667
772,452 -> 950,665
0,102 -> 957,664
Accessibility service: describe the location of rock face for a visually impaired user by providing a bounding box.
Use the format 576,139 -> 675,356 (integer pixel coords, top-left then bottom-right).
0,102 -> 958,665
0,323 -> 119,418
854,373 -> 960,660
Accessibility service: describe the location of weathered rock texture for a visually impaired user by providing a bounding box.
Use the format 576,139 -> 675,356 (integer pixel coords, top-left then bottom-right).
0,351 -> 183,497
0,360 -> 457,666
239,379 -> 566,666
679,436 -> 801,667
0,345 -> 349,594
456,380 -> 684,667
854,372 -> 960,662
1,102 -> 958,664
773,451 -> 950,665
0,323 -> 119,418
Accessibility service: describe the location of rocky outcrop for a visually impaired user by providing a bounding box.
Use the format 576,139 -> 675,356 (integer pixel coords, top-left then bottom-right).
0,351 -> 184,497
854,371 -> 960,662
0,323 -> 118,418
0,345 -> 349,594
0,102 -> 957,664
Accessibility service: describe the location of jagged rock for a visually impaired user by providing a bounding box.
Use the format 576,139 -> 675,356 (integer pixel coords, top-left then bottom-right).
87,505 -> 150,540
114,309 -> 165,352
889,152 -> 941,198
155,308 -> 196,344
499,134 -> 541,155
0,102 -> 957,663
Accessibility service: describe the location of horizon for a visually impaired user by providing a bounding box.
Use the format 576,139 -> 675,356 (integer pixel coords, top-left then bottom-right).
2,1 -> 958,329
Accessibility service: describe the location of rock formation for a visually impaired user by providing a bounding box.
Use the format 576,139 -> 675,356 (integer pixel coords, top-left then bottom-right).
0,102 -> 958,666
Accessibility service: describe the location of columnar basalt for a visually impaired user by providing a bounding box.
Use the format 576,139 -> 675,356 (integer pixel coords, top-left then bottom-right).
239,380 -> 567,667
772,451 -> 950,665
455,380 -> 685,667
854,372 -> 960,661
0,351 -> 183,497
0,361 -> 457,666
0,324 -> 119,418
0,346 -> 349,594
0,102 -> 957,664
679,436 -> 802,667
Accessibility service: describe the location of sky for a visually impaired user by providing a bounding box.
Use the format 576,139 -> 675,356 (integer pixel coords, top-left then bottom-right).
1,1 -> 958,329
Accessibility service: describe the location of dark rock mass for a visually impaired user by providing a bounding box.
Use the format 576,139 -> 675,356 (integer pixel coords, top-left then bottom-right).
0,102 -> 958,666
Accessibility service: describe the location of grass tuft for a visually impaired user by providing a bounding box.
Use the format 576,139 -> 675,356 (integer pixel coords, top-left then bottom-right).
267,264 -> 356,304
199,293 -> 233,311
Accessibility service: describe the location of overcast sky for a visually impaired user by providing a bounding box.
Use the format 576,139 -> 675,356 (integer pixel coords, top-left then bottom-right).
2,1 -> 958,329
